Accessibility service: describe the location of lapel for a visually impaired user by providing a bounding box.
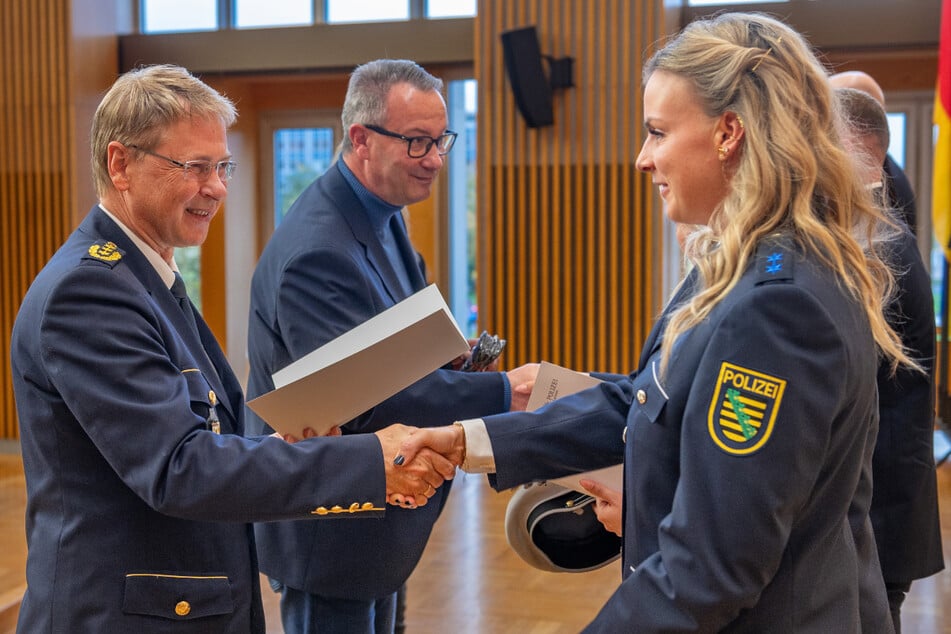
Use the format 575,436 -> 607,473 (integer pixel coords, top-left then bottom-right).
329,168 -> 420,303
83,207 -> 238,424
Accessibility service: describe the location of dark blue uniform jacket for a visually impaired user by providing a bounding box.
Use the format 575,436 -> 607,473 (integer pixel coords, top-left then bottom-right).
11,206 -> 388,633
482,237 -> 893,633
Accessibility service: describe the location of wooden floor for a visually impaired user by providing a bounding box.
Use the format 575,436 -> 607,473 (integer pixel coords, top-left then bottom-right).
2,450 -> 951,633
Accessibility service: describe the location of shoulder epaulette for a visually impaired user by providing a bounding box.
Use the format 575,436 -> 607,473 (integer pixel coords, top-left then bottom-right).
82,241 -> 124,269
754,236 -> 795,285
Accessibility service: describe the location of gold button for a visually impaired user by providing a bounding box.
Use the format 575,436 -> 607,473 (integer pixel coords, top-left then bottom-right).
636,389 -> 647,404
348,502 -> 360,512
175,601 -> 191,617
312,506 -> 328,515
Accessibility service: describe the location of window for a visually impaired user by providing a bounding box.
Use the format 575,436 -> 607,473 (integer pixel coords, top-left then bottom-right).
177,246 -> 203,312
326,0 -> 409,23
236,0 -> 312,29
141,0 -> 475,31
262,111 -> 342,233
426,0 -> 477,19
273,128 -> 337,226
886,112 -> 906,167
688,0 -> 787,5
446,79 -> 478,336
142,0 -> 216,32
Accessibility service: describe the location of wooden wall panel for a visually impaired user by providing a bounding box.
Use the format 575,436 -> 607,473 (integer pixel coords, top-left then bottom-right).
0,1 -> 74,440
0,0 -> 116,440
476,0 -> 664,373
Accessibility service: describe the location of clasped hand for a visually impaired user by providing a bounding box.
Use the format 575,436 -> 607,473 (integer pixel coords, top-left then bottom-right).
375,424 -> 460,508
280,423 -> 457,509
388,424 -> 467,507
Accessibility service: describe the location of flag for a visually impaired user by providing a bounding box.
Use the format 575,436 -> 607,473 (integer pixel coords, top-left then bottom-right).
934,0 -> 951,263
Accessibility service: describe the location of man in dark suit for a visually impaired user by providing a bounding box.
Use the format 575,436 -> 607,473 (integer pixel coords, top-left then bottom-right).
835,85 -> 944,633
830,70 -> 919,233
246,59 -> 537,634
10,64 -> 452,633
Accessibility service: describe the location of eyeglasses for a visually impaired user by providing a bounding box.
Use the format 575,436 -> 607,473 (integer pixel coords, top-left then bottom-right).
363,124 -> 458,158
127,144 -> 237,182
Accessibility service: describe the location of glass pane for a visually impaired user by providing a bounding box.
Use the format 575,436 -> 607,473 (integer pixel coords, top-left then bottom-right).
142,0 -> 217,32
447,79 -> 478,337
177,245 -> 203,313
427,0 -> 476,18
933,236 -> 943,329
236,0 -> 313,28
886,112 -> 907,168
273,128 -> 336,226
326,0 -> 409,23
688,0 -> 787,5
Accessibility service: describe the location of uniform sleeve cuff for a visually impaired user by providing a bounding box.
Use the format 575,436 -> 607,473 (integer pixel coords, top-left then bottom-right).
455,419 -> 495,473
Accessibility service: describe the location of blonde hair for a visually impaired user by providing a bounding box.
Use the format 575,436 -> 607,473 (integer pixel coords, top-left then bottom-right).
647,13 -> 909,373
91,64 -> 237,197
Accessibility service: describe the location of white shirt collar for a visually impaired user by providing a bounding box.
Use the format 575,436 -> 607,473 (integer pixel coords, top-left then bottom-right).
97,204 -> 180,289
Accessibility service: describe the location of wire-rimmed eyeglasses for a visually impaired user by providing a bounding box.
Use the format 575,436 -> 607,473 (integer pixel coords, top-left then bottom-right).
127,144 -> 237,182
363,124 -> 458,158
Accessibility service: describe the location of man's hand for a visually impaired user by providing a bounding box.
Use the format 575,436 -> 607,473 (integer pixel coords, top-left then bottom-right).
580,479 -> 623,537
375,424 -> 457,508
394,424 -> 465,468
506,363 -> 540,411
448,343 -> 474,371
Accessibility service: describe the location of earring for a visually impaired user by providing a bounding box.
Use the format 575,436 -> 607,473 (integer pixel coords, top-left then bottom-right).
717,146 -> 729,159
737,115 -> 745,129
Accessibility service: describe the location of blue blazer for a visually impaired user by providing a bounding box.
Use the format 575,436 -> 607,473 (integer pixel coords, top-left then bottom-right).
246,163 -> 509,599
11,207 -> 389,633
482,237 -> 893,633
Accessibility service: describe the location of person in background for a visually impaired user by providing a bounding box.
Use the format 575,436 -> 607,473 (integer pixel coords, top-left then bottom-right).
836,85 -> 944,633
245,58 -> 537,634
10,64 -> 452,634
397,13 -> 915,631
830,70 -> 919,234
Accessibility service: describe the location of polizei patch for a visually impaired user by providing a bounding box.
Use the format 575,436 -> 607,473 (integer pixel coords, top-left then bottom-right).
707,362 -> 786,455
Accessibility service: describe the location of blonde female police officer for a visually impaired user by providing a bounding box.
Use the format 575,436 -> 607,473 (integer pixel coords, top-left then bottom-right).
398,13 -> 910,632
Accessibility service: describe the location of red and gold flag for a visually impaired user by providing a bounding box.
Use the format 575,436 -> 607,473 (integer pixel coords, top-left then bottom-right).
934,0 -> 951,262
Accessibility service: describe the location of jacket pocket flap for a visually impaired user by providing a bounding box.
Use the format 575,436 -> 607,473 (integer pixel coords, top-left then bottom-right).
123,573 -> 233,620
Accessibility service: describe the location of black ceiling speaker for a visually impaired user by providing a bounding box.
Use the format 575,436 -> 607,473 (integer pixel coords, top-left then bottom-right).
501,26 -> 574,128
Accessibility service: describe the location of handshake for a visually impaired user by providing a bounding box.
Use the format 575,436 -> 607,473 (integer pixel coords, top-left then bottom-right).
374,361 -> 538,507
374,423 -> 468,508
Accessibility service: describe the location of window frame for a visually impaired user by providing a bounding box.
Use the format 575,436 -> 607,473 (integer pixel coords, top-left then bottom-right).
258,109 -> 343,242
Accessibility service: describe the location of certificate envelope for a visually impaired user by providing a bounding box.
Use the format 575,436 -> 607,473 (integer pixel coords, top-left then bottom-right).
246,284 -> 470,437
526,361 -> 623,495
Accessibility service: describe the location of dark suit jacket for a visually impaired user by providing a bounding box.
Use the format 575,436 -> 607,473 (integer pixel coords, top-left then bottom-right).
246,162 -> 509,599
11,206 -> 389,633
482,238 -> 893,632
873,228 -> 944,583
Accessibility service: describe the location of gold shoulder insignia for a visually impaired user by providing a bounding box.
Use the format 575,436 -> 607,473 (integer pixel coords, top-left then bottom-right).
707,362 -> 786,456
87,241 -> 123,263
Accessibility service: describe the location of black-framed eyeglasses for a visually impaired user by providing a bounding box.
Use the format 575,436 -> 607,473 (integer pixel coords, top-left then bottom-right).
127,144 -> 237,182
363,124 -> 458,158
